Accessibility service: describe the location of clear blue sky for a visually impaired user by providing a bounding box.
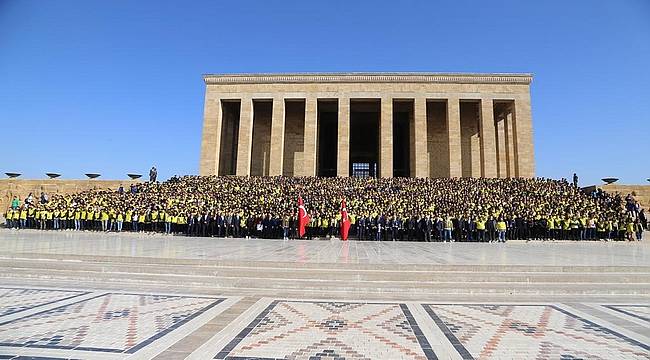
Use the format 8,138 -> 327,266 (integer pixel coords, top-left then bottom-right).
1,0 -> 648,185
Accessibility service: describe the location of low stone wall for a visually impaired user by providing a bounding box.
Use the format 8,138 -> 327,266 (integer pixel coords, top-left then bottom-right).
0,179 -> 140,211
584,184 -> 650,209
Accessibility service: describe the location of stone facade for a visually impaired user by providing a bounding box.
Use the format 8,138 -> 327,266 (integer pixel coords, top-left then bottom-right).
0,179 -> 140,212
200,72 -> 535,178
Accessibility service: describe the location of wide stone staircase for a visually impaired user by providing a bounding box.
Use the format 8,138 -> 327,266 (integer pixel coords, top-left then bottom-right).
0,253 -> 648,300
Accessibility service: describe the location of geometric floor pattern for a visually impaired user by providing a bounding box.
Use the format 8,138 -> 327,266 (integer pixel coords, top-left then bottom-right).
603,305 -> 650,323
214,300 -> 436,360
423,304 -> 650,360
0,287 -> 88,317
0,293 -> 224,354
0,285 -> 648,360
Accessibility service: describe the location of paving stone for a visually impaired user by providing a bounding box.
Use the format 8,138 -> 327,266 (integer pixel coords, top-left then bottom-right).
0,231 -> 647,359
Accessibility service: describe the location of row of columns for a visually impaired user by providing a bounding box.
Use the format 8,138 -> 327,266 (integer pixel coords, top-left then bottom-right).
202,95 -> 533,178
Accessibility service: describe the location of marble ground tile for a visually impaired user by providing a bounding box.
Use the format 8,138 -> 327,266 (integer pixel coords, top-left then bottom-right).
2,229 -> 649,266
213,300 -> 436,360
603,305 -> 650,323
0,292 -> 225,355
0,356 -> 78,360
423,304 -> 650,359
0,287 -> 88,317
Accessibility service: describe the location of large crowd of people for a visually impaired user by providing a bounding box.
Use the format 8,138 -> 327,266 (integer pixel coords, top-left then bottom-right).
3,176 -> 647,242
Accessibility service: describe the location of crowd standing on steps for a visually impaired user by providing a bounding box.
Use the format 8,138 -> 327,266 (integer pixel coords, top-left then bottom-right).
3,176 -> 647,242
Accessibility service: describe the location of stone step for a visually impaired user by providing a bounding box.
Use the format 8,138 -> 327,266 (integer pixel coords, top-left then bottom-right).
5,276 -> 649,302
1,267 -> 648,296
3,254 -> 649,273
1,259 -> 649,284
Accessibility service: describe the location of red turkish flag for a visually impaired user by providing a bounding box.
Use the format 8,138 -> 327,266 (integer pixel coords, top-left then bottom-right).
340,198 -> 351,241
298,195 -> 310,238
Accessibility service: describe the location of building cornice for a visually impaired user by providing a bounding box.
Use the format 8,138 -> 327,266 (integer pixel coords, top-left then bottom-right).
203,72 -> 533,85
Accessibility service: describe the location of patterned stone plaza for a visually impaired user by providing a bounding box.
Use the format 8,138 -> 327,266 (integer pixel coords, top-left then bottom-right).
0,230 -> 647,359
0,287 -> 647,359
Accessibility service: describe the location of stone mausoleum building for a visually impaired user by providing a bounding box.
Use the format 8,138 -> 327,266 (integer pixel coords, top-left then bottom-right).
199,72 -> 534,178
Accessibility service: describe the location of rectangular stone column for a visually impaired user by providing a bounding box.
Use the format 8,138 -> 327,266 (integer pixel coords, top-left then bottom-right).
302,97 -> 318,177
413,97 -> 428,178
199,94 -> 222,176
514,95 -> 535,177
446,97 -> 462,178
504,111 -> 516,177
479,98 -> 497,178
496,116 -> 507,178
236,97 -> 254,176
380,97 -> 393,178
337,97 -> 350,177
268,97 -> 285,176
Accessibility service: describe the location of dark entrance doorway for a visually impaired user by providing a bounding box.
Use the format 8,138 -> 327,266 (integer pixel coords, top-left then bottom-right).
317,100 -> 338,177
350,100 -> 380,177
218,100 -> 240,175
393,101 -> 412,177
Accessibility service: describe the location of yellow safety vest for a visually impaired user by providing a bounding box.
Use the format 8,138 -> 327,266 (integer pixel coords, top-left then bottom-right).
476,220 -> 486,230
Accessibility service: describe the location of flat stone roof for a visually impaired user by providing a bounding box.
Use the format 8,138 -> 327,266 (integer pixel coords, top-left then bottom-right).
203,72 -> 533,85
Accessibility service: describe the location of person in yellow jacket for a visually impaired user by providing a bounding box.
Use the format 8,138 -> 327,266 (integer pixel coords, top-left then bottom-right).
19,207 -> 28,229
138,210 -> 146,232
80,209 -> 87,231
39,208 -> 47,230
125,209 -> 132,231
131,209 -> 139,232
100,209 -> 109,232
164,211 -> 172,234
116,211 -> 124,232
545,216 -> 554,240
151,209 -> 159,232
443,216 -> 454,242
53,208 -> 60,230
95,208 -> 102,229
108,209 -> 117,231
475,218 -> 486,242
5,208 -> 14,228
12,208 -> 20,229
27,207 -> 35,229
625,217 -> 635,242
34,208 -> 41,229
634,218 -> 644,241
496,217 -> 507,243
74,208 -> 81,231
46,208 -> 53,229
177,211 -> 187,235
170,212 -> 178,234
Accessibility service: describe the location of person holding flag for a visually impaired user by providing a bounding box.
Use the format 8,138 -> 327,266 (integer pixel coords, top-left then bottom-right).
297,195 -> 310,238
340,198 -> 351,241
